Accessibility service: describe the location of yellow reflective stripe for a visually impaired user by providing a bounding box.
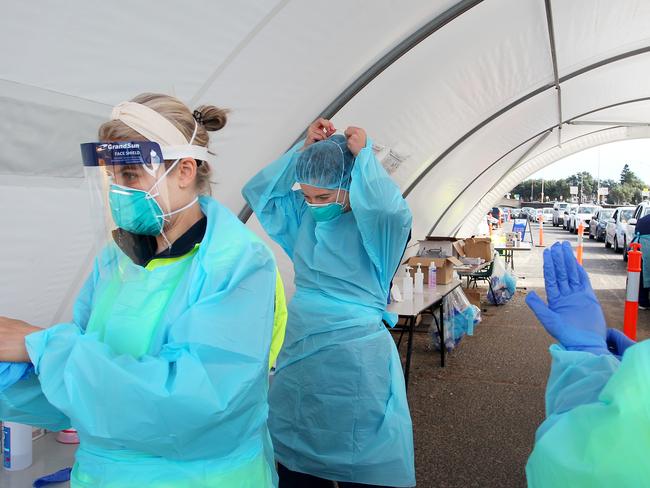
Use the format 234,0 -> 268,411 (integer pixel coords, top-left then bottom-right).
270,268 -> 288,369
145,244 -> 201,271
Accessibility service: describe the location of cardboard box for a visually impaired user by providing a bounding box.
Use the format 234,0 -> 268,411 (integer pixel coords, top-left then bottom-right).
464,288 -> 482,308
462,238 -> 494,262
418,236 -> 463,258
404,256 -> 463,285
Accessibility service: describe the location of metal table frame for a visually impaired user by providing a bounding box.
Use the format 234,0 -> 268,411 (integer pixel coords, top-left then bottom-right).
494,243 -> 532,270
386,280 -> 462,390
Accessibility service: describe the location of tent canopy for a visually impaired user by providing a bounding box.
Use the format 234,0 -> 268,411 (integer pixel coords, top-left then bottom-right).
2,0 -> 650,324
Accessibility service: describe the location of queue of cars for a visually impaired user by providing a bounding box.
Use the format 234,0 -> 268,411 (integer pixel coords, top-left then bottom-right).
550,200 -> 650,261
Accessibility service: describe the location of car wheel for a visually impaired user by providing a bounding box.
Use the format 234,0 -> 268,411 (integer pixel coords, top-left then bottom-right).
624,238 -> 628,262
589,230 -> 594,240
605,236 -> 611,248
614,236 -> 621,253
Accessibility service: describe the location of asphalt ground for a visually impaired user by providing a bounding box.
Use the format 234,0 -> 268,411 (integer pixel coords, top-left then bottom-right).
403,221 -> 649,488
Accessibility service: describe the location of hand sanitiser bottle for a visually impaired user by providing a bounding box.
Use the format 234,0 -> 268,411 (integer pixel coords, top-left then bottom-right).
2,422 -> 32,471
428,262 -> 437,289
402,266 -> 414,300
414,263 -> 424,294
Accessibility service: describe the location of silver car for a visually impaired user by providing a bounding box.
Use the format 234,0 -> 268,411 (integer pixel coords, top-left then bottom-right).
605,207 -> 635,253
589,209 -> 614,241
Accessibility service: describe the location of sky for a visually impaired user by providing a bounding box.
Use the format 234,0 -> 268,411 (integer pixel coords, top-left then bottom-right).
530,139 -> 650,185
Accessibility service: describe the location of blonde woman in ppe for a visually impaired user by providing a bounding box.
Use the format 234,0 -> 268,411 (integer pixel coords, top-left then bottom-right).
0,93 -> 286,487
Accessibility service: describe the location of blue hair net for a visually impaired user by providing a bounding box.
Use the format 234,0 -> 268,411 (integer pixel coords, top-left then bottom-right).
296,135 -> 355,190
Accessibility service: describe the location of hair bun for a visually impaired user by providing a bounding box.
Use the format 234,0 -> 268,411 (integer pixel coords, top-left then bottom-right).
194,105 -> 228,131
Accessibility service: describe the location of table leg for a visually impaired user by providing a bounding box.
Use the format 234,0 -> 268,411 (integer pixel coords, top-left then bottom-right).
404,316 -> 415,391
440,304 -> 446,367
510,250 -> 515,270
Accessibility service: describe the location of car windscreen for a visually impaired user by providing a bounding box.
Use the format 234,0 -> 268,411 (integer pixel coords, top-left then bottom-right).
578,206 -> 596,214
599,210 -> 614,219
621,209 -> 634,222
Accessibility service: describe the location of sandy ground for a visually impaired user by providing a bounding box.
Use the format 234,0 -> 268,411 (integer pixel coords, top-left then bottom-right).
402,222 -> 650,488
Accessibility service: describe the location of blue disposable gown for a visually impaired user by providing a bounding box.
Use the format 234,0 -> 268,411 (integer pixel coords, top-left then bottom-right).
0,197 -> 279,487
527,342 -> 650,487
243,138 -> 415,486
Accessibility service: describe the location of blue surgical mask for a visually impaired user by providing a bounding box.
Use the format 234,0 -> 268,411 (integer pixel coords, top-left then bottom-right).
109,183 -> 198,236
108,122 -> 199,237
308,201 -> 345,222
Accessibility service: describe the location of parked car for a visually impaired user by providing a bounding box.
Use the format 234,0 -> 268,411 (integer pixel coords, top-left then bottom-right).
562,204 -> 579,230
541,207 -> 554,224
589,208 -> 614,241
521,207 -> 535,221
623,201 -> 650,260
605,206 -> 635,253
569,204 -> 601,233
552,201 -> 570,227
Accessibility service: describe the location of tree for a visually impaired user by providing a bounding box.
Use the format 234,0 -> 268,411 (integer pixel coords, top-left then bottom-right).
620,164 -> 632,185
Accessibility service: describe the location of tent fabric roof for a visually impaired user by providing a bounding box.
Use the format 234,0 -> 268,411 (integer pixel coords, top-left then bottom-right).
2,0 -> 650,324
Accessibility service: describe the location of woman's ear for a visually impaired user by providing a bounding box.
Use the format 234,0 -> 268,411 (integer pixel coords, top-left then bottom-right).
176,158 -> 198,189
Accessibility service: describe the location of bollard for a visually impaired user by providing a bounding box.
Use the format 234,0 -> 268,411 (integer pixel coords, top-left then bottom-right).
624,242 -> 642,340
538,214 -> 544,247
576,223 -> 584,264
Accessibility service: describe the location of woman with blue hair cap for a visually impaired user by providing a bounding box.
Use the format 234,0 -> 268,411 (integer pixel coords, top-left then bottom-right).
243,118 -> 415,487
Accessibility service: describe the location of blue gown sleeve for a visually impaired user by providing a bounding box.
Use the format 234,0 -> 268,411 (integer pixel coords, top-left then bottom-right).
526,342 -> 650,487
348,137 -> 412,287
242,140 -> 307,258
21,241 -> 277,460
534,344 -> 620,441
0,267 -> 97,430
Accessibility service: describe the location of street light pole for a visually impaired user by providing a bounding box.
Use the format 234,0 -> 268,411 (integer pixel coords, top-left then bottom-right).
531,180 -> 534,201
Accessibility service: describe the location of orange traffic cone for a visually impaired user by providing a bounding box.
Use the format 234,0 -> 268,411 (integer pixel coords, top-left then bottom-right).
576,223 -> 584,264
624,243 -> 642,340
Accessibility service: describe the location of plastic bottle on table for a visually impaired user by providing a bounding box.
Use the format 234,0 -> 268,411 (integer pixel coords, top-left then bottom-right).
2,422 -> 33,471
402,266 -> 413,300
428,262 -> 437,289
414,263 -> 424,294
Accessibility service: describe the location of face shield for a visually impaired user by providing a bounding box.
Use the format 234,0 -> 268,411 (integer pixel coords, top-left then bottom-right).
80,101 -> 213,266
82,140 -> 179,237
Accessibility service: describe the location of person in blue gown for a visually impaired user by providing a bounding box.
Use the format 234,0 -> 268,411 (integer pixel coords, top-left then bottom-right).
243,118 -> 415,488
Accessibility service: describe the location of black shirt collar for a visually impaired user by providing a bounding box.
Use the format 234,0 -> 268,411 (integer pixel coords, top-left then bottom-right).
112,216 -> 207,267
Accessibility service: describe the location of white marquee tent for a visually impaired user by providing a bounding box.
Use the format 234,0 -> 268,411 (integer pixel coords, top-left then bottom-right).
2,0 -> 650,327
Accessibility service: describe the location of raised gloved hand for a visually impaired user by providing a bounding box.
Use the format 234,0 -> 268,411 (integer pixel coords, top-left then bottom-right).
526,241 -> 608,354
606,328 -> 636,357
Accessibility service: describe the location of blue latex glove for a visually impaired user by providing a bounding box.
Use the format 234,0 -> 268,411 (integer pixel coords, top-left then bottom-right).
33,467 -> 72,487
526,241 -> 608,354
606,328 -> 636,358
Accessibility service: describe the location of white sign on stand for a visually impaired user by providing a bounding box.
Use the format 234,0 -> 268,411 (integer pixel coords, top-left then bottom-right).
570,186 -> 579,195
598,187 -> 609,196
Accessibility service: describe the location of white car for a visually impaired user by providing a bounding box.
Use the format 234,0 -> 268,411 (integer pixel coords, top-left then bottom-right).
562,204 -> 579,230
541,208 -> 554,223
623,201 -> 650,260
552,202 -> 570,227
569,204 -> 601,233
605,206 -> 635,253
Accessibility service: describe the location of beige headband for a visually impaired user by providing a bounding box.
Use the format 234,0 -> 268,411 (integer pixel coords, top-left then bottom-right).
111,101 -> 212,162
